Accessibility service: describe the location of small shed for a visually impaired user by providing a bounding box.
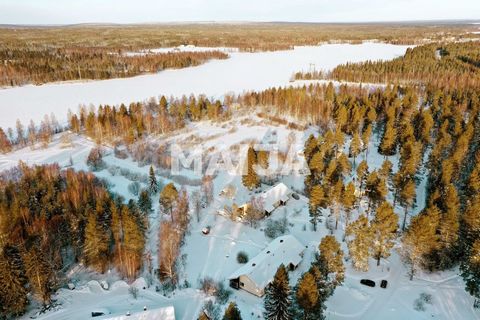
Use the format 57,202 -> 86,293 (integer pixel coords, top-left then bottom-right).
262,183 -> 292,215
237,183 -> 292,217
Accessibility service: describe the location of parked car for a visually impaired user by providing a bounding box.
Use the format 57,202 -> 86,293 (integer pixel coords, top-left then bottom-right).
360,279 -> 376,287
291,193 -> 300,200
202,226 -> 211,235
380,280 -> 388,288
91,308 -> 110,318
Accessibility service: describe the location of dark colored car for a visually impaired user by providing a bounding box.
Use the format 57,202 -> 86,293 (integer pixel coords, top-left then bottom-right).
360,279 -> 376,287
380,280 -> 388,288
291,193 -> 300,200
202,226 -> 211,235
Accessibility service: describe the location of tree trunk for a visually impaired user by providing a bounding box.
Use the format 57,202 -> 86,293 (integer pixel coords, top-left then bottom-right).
402,206 -> 408,231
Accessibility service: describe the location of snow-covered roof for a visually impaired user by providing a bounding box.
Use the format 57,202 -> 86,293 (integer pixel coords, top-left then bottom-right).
229,235 -> 305,289
262,183 -> 291,213
104,306 -> 175,320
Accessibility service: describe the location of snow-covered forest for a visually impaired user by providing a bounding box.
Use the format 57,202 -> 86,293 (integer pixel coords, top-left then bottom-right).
0,21 -> 480,320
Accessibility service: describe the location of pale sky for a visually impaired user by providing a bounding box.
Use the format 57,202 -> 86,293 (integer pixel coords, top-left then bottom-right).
0,0 -> 479,25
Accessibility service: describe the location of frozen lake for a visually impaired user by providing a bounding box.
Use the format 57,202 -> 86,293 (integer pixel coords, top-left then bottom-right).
0,43 -> 410,129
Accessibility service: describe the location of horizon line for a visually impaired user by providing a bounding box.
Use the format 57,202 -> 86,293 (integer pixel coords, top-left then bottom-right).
1,18 -> 479,28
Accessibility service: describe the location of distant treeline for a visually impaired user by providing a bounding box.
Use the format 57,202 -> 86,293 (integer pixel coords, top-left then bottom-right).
0,23 -> 476,51
0,23 -> 477,86
0,49 -> 228,86
294,42 -> 480,89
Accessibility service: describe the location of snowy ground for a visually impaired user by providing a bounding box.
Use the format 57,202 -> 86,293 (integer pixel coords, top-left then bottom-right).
1,115 -> 477,320
0,43 -> 410,129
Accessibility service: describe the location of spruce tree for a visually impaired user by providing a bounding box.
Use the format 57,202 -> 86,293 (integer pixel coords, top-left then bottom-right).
264,264 -> 292,320
149,165 -> 158,194
242,146 -> 259,190
223,302 -> 242,320
138,189 -> 153,216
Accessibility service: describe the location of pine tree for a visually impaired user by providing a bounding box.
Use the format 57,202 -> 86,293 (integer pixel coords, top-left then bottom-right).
174,188 -> 190,232
149,165 -> 158,194
330,180 -> 344,230
223,302 -> 242,320
379,120 -> 397,156
121,210 -> 145,279
356,160 -> 369,193
309,185 -> 328,231
15,119 -> 25,146
0,127 -> 12,154
295,272 -> 319,320
257,150 -> 270,170
379,159 -> 393,182
264,264 -> 292,320
342,182 -> 357,228
361,124 -> 372,160
349,131 -> 362,169
306,266 -> 329,317
346,215 -> 373,271
318,235 -> 345,285
160,183 -> 178,222
0,246 -> 28,317
371,201 -> 398,266
463,195 -> 480,244
242,146 -> 259,190
436,185 -> 460,268
309,151 -> 325,174
365,171 -> 387,215
304,134 -> 318,162
84,212 -> 109,272
467,163 -> 480,198
401,206 -> 440,280
461,239 -> 480,306
23,245 -> 55,305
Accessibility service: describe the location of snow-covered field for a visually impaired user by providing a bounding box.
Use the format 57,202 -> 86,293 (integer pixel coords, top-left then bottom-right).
2,115 -> 477,320
0,43 -> 410,129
